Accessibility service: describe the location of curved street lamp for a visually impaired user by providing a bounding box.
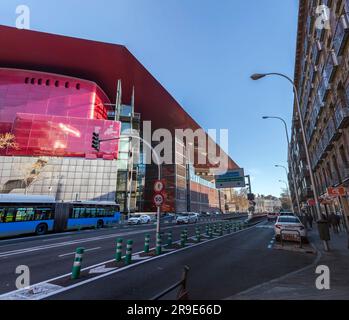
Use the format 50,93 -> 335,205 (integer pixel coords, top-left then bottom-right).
262,115 -> 301,213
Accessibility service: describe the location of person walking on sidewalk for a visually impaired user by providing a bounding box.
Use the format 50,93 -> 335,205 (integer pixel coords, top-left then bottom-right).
307,214 -> 314,229
335,213 -> 342,232
329,212 -> 339,234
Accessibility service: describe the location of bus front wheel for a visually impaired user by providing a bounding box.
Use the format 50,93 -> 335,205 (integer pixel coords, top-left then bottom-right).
35,223 -> 48,236
97,220 -> 104,229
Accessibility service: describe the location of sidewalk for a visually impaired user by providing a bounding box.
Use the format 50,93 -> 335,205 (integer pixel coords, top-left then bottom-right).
228,227 -> 349,300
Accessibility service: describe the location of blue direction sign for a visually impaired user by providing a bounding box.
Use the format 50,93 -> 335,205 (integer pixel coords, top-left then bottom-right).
215,169 -> 246,189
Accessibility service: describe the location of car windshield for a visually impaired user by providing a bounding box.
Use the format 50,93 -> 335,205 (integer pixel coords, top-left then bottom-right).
131,215 -> 141,218
278,217 -> 300,223
179,213 -> 189,217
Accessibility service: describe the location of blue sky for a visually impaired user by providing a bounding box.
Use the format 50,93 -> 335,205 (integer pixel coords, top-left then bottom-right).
0,0 -> 299,197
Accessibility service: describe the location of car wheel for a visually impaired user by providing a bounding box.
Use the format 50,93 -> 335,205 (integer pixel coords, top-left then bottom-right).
275,235 -> 281,242
301,237 -> 309,244
35,223 -> 48,235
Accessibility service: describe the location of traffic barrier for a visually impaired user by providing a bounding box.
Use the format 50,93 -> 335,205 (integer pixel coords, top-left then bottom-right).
71,247 -> 84,280
156,233 -> 162,255
144,234 -> 150,253
167,231 -> 173,247
195,227 -> 201,243
115,238 -> 123,262
125,240 -> 133,265
180,231 -> 186,247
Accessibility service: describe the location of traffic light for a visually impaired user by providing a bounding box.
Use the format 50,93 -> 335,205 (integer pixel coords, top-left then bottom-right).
92,132 -> 100,151
247,193 -> 255,201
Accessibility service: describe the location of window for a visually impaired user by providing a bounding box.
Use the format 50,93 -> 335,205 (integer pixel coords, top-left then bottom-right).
71,207 -> 85,219
35,208 -> 53,220
38,79 -> 43,85
46,79 -> 50,86
65,82 -> 70,89
31,78 -> 36,85
15,208 -> 35,222
0,208 -> 5,223
55,80 -> 60,87
76,83 -> 81,90
25,77 -> 30,84
5,209 -> 15,223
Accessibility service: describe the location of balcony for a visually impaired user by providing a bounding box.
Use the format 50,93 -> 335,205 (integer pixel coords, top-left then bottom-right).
301,187 -> 313,200
333,14 -> 349,56
324,118 -> 337,151
311,40 -> 322,64
334,104 -> 349,129
318,78 -> 330,102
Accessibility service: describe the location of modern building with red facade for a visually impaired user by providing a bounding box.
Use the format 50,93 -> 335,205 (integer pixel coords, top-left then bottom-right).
0,25 -> 238,213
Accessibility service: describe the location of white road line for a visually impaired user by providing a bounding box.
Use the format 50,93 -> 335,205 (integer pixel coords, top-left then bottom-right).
58,247 -> 101,258
0,221 -> 263,300
43,236 -> 72,242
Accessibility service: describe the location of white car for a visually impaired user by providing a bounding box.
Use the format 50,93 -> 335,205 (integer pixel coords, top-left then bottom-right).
128,214 -> 151,225
274,215 -> 307,242
176,213 -> 198,224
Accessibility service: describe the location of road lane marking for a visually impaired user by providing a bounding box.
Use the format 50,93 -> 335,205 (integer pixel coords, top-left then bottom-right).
58,247 -> 101,258
0,218 -> 247,258
43,236 -> 72,242
0,220 -> 264,300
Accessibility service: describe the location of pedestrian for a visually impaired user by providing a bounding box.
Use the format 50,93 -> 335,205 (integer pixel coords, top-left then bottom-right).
335,213 -> 342,232
329,212 -> 338,234
307,214 -> 313,229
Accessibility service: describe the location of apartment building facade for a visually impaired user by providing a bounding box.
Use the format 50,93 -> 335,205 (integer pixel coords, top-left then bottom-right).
290,0 -> 349,222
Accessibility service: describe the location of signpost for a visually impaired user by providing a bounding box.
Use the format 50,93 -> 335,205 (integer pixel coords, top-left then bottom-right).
215,169 -> 246,189
153,180 -> 165,237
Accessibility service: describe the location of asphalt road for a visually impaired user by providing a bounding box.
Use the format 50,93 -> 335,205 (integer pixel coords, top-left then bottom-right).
46,220 -> 315,300
0,215 -> 244,295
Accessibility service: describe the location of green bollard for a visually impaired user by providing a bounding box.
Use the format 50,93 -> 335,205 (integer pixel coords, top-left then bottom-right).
206,224 -> 209,236
71,247 -> 84,280
125,240 -> 133,265
180,232 -> 186,247
195,227 -> 201,243
167,231 -> 173,247
115,238 -> 123,262
209,227 -> 213,239
144,234 -> 150,253
156,233 -> 162,255
184,229 -> 188,242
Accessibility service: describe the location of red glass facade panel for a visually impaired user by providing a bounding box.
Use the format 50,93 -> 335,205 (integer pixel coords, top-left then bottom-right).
2,113 -> 120,159
0,68 -> 119,159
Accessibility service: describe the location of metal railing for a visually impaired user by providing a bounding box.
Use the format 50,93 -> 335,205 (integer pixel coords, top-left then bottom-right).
152,266 -> 190,300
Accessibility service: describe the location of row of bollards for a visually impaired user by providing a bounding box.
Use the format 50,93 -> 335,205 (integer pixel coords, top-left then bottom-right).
71,220 -> 247,279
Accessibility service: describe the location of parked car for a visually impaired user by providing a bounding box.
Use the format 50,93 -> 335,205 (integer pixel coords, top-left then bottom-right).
176,213 -> 198,224
267,212 -> 278,221
279,211 -> 295,216
274,215 -> 308,243
128,214 -> 151,225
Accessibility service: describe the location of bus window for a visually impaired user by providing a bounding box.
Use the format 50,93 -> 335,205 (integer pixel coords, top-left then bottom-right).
72,207 -> 84,219
35,208 -> 53,220
0,208 -> 5,223
15,208 -> 35,222
5,208 -> 15,223
96,208 -> 104,217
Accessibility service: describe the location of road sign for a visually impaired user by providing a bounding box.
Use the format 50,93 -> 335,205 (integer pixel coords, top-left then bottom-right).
153,194 -> 164,207
307,199 -> 315,206
154,180 -> 165,193
327,187 -> 346,197
215,169 -> 246,189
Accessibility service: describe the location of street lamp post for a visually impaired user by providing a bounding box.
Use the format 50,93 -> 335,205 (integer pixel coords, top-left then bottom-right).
262,116 -> 301,214
251,72 -> 328,251
276,165 -> 294,212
